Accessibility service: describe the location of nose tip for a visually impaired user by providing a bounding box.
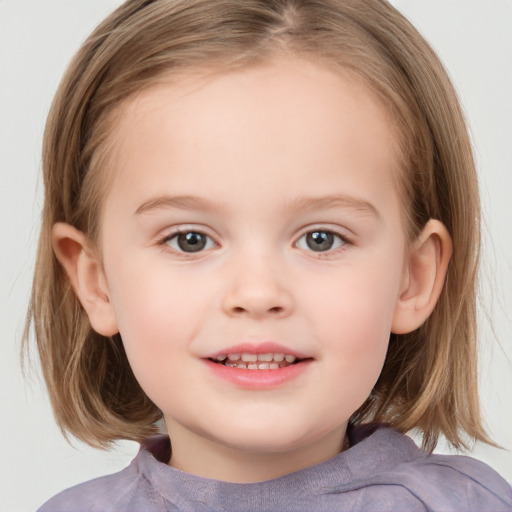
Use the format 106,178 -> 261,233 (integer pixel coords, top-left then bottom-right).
221,267 -> 293,319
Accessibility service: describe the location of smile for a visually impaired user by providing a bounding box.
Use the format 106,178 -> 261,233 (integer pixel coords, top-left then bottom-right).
210,353 -> 298,370
204,343 -> 312,387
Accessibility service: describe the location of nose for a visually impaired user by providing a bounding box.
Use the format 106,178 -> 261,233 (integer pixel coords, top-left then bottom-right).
221,253 -> 294,319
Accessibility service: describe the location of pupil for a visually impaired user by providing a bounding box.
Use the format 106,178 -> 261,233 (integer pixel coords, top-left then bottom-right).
178,232 -> 206,252
307,231 -> 333,252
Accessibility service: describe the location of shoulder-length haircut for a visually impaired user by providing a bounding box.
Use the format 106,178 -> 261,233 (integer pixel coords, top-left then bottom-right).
26,0 -> 487,450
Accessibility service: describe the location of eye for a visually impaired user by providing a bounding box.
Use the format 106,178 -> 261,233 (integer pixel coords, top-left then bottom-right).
296,230 -> 346,252
165,231 -> 215,253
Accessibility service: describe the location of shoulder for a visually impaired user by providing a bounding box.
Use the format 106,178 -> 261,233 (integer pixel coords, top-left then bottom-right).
37,465 -> 135,512
363,429 -> 512,512
403,452 -> 512,511
36,451 -> 169,512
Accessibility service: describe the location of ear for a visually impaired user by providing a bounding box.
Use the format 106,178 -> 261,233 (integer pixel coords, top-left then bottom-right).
52,222 -> 119,336
391,219 -> 453,334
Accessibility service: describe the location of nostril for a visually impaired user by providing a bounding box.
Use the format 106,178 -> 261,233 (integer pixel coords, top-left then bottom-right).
223,290 -> 293,318
230,305 -> 284,315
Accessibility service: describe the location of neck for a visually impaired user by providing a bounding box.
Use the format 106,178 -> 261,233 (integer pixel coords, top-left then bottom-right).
165,420 -> 348,483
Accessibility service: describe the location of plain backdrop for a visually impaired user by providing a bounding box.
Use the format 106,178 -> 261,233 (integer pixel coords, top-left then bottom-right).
1,1 -> 511,511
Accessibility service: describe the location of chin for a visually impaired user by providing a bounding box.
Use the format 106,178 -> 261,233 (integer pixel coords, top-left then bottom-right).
204,420 -> 335,455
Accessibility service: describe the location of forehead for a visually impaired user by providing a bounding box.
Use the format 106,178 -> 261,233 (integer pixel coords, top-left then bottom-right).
101,57 -> 401,221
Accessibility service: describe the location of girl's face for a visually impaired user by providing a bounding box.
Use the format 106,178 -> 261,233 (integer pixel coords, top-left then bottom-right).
98,57 -> 408,481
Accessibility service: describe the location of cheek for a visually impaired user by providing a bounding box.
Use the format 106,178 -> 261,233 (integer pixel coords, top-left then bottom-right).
104,260 -> 205,384
107,252 -> 204,334
302,257 -> 403,379
307,290 -> 392,419
308,261 -> 401,332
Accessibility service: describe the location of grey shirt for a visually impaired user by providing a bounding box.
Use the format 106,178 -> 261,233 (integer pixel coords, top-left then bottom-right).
38,425 -> 512,511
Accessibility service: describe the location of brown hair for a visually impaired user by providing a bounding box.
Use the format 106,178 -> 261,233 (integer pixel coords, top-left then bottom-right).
26,0 -> 487,450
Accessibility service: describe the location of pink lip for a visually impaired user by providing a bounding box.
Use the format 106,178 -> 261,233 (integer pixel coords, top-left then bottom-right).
205,341 -> 310,360
202,341 -> 313,390
203,358 -> 312,389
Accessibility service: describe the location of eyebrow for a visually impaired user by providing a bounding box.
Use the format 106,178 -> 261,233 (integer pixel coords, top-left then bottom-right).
287,195 -> 380,218
134,193 -> 379,218
135,195 -> 224,215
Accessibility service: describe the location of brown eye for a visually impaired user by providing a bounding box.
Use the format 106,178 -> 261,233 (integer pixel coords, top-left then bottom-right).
167,231 -> 214,253
297,230 -> 345,252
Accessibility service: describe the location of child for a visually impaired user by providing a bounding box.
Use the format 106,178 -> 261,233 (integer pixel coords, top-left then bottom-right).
27,0 -> 511,510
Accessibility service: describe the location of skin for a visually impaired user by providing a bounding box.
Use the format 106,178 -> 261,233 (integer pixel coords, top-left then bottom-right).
54,57 -> 452,483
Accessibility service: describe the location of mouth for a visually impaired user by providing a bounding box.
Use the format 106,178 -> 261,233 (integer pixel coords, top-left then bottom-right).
204,344 -> 312,388
209,352 -> 302,370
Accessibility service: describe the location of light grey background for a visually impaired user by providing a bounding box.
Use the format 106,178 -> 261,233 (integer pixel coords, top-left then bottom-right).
1,1 -> 511,511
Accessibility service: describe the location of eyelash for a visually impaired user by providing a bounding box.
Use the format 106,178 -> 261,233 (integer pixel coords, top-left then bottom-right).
158,228 -> 351,256
159,229 -> 217,256
295,229 -> 350,256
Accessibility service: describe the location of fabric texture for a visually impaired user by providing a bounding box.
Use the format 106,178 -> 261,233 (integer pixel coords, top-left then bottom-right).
38,425 -> 512,512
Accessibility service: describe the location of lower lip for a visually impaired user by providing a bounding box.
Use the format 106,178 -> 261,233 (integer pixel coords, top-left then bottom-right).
203,359 -> 312,389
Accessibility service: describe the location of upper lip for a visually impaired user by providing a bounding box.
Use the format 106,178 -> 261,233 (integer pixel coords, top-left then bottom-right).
204,341 -> 311,360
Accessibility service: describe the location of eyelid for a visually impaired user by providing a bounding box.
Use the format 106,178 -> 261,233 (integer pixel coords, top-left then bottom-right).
155,224 -> 353,258
158,226 -> 219,255
294,226 -> 353,254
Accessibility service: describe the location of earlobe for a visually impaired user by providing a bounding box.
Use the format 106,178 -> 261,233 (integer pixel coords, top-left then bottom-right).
391,219 -> 453,334
52,222 -> 119,336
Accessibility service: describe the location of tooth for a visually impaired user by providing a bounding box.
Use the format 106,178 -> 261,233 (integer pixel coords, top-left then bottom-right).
273,353 -> 285,362
269,363 -> 279,369
225,362 -> 237,367
241,353 -> 257,362
258,353 -> 273,362
228,353 -> 241,361
258,363 -> 270,370
285,355 -> 296,363
247,363 -> 259,370
216,355 -> 227,361
236,363 -> 247,369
